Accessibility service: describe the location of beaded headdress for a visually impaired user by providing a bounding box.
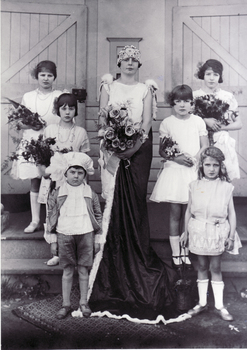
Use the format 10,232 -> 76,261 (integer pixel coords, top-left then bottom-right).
117,45 -> 142,66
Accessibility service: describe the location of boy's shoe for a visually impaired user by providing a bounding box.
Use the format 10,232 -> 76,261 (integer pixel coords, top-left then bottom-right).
187,304 -> 208,316
80,303 -> 92,318
47,256 -> 59,266
56,306 -> 72,319
214,307 -> 233,321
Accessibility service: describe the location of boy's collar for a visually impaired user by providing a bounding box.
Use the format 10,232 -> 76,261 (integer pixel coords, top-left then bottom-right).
58,181 -> 92,198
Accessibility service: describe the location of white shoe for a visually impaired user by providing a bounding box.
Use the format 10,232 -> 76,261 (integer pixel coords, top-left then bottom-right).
47,256 -> 59,266
24,222 -> 41,233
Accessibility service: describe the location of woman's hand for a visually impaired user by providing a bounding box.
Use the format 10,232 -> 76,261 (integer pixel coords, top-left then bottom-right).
204,118 -> 221,131
94,242 -> 100,254
116,138 -> 142,160
51,242 -> 58,256
180,232 -> 188,249
173,154 -> 194,167
225,238 -> 234,252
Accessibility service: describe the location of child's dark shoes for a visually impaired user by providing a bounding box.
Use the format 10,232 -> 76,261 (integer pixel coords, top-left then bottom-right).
56,306 -> 71,319
214,307 -> 233,321
80,303 -> 92,318
187,304 -> 208,316
171,256 -> 183,272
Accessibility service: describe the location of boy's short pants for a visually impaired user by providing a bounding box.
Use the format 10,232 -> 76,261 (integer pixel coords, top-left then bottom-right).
57,232 -> 94,268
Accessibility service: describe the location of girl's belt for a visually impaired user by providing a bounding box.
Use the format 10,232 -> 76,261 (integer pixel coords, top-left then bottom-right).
191,214 -> 226,226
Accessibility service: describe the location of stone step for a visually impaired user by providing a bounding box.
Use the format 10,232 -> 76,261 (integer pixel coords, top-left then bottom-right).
1,258 -> 247,295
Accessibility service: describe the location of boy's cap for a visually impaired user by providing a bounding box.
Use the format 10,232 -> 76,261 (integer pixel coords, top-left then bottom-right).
64,152 -> 94,175
46,152 -> 94,183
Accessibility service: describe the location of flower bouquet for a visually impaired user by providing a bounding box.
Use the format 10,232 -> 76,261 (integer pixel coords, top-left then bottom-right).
160,136 -> 181,160
9,135 -> 56,167
193,94 -> 233,145
6,98 -> 46,131
97,101 -> 147,153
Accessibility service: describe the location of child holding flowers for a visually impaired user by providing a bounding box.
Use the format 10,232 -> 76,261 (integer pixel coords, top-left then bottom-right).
181,147 -> 241,321
41,93 -> 90,266
193,59 -> 242,180
150,85 -> 208,271
10,60 -> 63,233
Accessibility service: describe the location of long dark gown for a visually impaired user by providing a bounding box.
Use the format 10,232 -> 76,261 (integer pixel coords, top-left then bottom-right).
89,130 -> 178,320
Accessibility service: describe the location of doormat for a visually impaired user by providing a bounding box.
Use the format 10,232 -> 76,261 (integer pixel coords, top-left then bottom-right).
12,288 -> 179,347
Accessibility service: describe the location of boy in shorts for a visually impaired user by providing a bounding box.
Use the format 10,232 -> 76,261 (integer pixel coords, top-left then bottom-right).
46,152 -> 102,319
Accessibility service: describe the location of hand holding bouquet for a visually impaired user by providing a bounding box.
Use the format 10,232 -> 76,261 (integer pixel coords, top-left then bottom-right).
160,136 -> 181,160
10,135 -> 56,167
97,101 -> 147,153
6,98 -> 46,131
193,94 -> 230,125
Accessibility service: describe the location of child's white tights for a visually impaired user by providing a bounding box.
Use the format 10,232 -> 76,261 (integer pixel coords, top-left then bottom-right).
62,265 -> 74,307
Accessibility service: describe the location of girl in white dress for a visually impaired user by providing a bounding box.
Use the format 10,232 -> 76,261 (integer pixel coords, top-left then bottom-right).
181,147 -> 241,321
43,93 -> 90,266
11,61 -> 62,233
150,85 -> 208,270
193,59 -> 242,180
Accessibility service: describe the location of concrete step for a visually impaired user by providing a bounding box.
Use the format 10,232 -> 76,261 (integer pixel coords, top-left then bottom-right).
1,257 -> 247,295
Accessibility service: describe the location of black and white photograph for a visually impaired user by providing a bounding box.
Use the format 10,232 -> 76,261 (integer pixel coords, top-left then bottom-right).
1,0 -> 247,349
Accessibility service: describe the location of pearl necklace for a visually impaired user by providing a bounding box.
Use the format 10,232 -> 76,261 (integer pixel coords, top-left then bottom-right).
35,89 -> 54,117
57,122 -> 76,144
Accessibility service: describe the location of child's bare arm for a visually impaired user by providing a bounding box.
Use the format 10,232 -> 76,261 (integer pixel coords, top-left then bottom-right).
181,192 -> 192,248
225,196 -> 237,251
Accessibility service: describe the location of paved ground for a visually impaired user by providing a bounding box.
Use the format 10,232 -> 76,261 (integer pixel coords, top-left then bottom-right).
2,289 -> 247,349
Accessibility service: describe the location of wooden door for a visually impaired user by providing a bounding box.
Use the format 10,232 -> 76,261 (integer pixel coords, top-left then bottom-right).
172,4 -> 247,196
1,2 -> 87,194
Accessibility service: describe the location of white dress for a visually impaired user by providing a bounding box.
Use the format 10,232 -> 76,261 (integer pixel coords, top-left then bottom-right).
150,114 -> 207,204
11,89 -> 62,180
99,81 -> 149,199
188,178 -> 242,255
193,88 -> 240,180
44,123 -> 90,153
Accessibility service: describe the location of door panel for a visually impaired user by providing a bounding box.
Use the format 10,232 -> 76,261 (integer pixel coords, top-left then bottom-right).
172,4 -> 247,195
1,2 -> 87,194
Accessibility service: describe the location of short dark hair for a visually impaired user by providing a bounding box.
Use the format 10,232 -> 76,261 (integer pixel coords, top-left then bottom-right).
196,59 -> 223,83
167,85 -> 193,106
31,60 -> 57,80
54,93 -> 78,117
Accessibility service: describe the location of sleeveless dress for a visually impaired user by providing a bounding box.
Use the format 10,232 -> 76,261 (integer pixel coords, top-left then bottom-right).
188,178 -> 242,256
88,80 -> 177,322
150,114 -> 207,204
193,88 -> 240,180
11,89 -> 62,180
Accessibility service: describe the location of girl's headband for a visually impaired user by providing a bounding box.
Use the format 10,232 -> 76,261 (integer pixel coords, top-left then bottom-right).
117,45 -> 142,66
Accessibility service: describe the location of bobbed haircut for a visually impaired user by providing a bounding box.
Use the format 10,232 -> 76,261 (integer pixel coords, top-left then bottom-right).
167,84 -> 193,106
196,59 -> 223,83
53,93 -> 78,117
31,60 -> 57,80
198,146 -> 230,182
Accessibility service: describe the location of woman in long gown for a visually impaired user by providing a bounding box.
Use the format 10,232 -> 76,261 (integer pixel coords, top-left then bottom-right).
88,46 -> 177,322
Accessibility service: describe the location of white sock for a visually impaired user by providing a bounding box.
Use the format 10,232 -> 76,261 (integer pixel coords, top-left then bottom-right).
211,280 -> 224,310
197,279 -> 209,307
169,236 -> 181,264
30,191 -> 40,224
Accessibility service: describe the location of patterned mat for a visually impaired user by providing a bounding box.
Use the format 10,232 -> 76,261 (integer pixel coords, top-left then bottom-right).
12,288 -> 180,347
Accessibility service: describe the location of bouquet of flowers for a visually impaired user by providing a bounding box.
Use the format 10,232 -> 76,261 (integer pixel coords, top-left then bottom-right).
6,98 -> 46,131
193,94 -> 230,125
160,136 -> 181,160
97,101 -> 147,153
9,135 -> 56,167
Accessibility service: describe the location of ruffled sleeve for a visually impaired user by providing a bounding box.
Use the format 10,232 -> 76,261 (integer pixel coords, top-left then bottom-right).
99,74 -> 114,97
145,79 -> 159,121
